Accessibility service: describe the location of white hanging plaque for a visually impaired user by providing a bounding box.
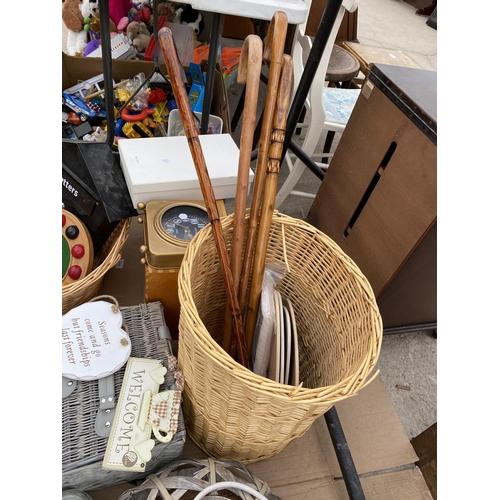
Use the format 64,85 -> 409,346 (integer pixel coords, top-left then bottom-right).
62,300 -> 131,381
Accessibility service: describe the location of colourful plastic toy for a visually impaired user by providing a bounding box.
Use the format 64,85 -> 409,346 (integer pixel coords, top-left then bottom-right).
62,93 -> 107,119
121,104 -> 155,122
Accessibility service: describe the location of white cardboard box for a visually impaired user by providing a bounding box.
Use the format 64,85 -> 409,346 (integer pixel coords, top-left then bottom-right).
118,134 -> 252,207
87,33 -> 137,59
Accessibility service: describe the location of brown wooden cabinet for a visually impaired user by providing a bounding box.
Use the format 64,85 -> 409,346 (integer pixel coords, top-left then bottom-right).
403,0 -> 436,16
411,423 -> 437,499
305,0 -> 358,43
306,63 -> 437,331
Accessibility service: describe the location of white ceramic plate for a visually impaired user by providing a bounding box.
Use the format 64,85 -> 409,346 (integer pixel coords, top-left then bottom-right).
251,289 -> 275,377
267,290 -> 281,382
276,290 -> 285,384
251,307 -> 274,377
282,304 -> 291,385
283,296 -> 299,386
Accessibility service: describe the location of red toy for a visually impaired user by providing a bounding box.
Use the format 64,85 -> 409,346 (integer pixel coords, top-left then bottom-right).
62,209 -> 94,286
121,104 -> 156,122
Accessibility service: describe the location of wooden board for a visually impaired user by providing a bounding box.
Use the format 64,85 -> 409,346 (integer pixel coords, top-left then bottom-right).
411,423 -> 437,499
305,0 -> 358,43
377,223 -> 437,328
306,77 -> 436,298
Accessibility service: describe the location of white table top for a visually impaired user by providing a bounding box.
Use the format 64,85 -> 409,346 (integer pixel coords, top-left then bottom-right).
184,0 -> 308,24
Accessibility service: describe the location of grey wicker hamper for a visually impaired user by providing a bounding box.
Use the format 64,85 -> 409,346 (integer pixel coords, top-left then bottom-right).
62,301 -> 186,491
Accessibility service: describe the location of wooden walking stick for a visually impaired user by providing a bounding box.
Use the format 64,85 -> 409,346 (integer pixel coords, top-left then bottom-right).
222,34 -> 263,354
237,12 -> 288,336
244,54 -> 294,353
158,27 -> 249,368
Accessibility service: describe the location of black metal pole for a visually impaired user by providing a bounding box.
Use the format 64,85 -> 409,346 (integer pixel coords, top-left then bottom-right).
201,12 -> 222,134
288,139 -> 325,180
98,0 -> 115,147
231,83 -> 247,132
324,406 -> 366,500
383,322 -> 437,335
281,0 -> 343,163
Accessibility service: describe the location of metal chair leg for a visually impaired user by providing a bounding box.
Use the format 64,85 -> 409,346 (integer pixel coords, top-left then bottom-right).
324,406 -> 366,500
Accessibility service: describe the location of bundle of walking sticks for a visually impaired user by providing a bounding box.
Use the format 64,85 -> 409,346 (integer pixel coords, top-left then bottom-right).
158,11 -> 292,369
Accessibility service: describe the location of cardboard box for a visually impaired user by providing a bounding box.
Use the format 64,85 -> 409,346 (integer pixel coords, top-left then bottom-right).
118,134 -> 252,207
94,220 -> 434,500
61,52 -> 231,134
88,373 -> 430,500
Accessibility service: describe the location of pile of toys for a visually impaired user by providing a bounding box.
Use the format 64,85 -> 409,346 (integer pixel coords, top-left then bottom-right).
113,72 -> 173,140
62,67 -> 221,145
62,72 -> 172,142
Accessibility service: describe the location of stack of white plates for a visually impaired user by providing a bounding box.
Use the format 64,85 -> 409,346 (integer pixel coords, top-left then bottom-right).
267,290 -> 299,386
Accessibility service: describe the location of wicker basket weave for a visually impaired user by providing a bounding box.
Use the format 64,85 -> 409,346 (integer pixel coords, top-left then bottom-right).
178,212 -> 383,463
62,217 -> 131,315
118,458 -> 282,500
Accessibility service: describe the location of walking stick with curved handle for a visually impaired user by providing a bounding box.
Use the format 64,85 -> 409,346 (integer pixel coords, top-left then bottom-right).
222,34 -> 263,354
237,12 -> 289,346
158,27 -> 249,368
244,54 -> 294,353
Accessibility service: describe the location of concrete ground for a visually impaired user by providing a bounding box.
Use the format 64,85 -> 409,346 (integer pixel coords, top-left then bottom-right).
61,0 -> 437,441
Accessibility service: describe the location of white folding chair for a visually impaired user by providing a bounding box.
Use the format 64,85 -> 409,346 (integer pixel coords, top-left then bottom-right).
275,0 -> 360,208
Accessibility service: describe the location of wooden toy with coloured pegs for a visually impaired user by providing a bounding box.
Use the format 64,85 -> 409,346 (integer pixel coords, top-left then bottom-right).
62,209 -> 94,286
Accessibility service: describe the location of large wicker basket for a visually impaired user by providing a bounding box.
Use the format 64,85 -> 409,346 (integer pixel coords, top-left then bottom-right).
62,217 -> 131,315
178,212 -> 383,463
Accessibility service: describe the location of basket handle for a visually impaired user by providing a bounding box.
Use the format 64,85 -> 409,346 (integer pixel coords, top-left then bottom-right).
193,481 -> 269,500
88,294 -> 120,312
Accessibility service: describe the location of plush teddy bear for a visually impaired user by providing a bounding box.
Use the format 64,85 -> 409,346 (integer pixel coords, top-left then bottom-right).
126,21 -> 151,52
86,0 -> 118,35
62,0 -> 88,56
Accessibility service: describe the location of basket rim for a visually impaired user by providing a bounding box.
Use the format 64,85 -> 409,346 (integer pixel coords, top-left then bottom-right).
178,211 -> 383,402
62,217 -> 131,298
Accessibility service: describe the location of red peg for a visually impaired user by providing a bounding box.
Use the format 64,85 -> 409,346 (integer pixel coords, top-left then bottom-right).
68,265 -> 82,280
71,244 -> 85,259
